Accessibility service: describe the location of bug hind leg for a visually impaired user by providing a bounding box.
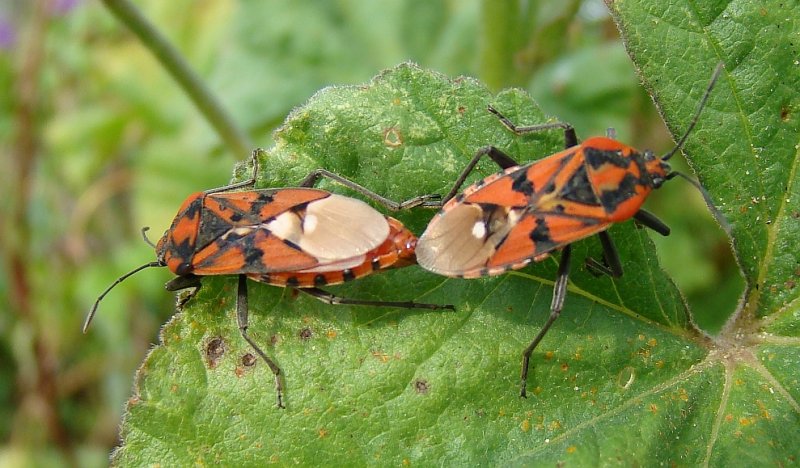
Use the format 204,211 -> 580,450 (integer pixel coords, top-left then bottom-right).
520,244 -> 572,398
296,287 -> 455,311
235,275 -> 286,409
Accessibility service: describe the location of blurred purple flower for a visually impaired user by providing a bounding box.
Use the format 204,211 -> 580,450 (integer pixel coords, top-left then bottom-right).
51,0 -> 81,15
0,18 -> 15,50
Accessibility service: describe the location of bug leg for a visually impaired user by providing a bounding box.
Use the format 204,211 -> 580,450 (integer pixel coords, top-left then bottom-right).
442,146 -> 521,202
487,105 -> 578,148
520,244 -> 572,398
633,209 -> 671,236
235,275 -> 285,409
297,287 -> 455,310
297,169 -> 442,210
204,149 -> 261,194
584,231 -> 623,278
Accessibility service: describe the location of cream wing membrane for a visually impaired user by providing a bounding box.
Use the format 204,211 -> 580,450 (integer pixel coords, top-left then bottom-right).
268,194 -> 390,261
417,203 -> 524,276
417,204 -> 495,275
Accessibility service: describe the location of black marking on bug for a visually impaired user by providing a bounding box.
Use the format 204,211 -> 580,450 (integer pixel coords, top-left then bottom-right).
282,238 -> 303,252
560,165 -> 600,205
314,274 -> 327,286
285,276 -> 300,287
584,147 -> 629,169
244,246 -> 265,265
342,269 -> 355,282
529,218 -> 556,252
371,258 -> 381,271
290,201 -> 312,217
599,172 -> 639,212
245,191 -> 277,217
181,197 -> 203,220
168,238 -> 196,271
630,150 -> 659,188
511,169 -> 534,196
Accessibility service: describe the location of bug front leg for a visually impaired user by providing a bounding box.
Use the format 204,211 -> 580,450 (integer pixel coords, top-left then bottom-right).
633,209 -> 671,236
520,244 -> 572,398
297,287 -> 455,310
297,169 -> 442,210
204,149 -> 261,194
235,275 -> 285,409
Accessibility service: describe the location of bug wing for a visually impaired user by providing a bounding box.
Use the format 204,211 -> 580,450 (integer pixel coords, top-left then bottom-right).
190,192 -> 390,275
291,194 -> 390,261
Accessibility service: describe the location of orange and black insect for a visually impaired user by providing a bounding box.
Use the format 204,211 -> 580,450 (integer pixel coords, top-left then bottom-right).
416,64 -> 724,397
86,151 -> 452,408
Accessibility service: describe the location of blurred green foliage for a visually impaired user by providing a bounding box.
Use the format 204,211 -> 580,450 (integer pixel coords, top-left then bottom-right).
1,0 -> 741,464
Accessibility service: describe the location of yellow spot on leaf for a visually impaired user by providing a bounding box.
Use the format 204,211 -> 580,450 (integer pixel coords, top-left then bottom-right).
521,419 -> 531,432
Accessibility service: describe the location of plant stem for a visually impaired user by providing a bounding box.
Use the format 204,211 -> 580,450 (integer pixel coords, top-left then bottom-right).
100,0 -> 253,157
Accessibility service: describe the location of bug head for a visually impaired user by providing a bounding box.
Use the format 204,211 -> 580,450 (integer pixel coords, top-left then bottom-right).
83,227 -> 167,333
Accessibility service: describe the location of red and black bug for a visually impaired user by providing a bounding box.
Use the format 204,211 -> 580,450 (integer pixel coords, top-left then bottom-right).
416,64 -> 724,397
86,151 -> 453,408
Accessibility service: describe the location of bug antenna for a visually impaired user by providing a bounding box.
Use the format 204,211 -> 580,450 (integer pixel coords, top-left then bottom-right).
83,261 -> 164,333
662,62 -> 724,162
667,171 -> 732,234
141,227 -> 156,248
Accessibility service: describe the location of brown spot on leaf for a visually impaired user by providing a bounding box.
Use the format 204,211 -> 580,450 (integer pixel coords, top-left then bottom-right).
242,353 -> 257,367
205,337 -> 225,369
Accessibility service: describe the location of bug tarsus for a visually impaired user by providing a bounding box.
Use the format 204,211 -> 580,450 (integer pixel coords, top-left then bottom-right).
236,275 -> 285,409
520,244 -> 572,398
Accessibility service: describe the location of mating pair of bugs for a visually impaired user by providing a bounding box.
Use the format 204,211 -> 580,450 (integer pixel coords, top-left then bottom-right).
88,64 -> 724,409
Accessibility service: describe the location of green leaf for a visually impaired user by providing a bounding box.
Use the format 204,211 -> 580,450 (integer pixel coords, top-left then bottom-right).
113,1 -> 800,460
